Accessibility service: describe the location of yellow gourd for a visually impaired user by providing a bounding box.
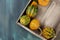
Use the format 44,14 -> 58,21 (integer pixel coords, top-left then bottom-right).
31,1 -> 37,6
42,27 -> 56,39
29,19 -> 40,30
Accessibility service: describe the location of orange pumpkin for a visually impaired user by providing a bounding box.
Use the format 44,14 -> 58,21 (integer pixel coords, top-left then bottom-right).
38,0 -> 50,6
29,19 -> 40,30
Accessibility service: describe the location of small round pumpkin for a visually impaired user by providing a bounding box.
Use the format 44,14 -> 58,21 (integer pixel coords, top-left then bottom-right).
42,27 -> 56,39
20,15 -> 30,25
26,1 -> 38,18
29,19 -> 40,30
38,0 -> 50,6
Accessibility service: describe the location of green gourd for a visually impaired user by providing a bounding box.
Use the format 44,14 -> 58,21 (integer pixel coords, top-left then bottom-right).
26,1 -> 38,18
20,15 -> 30,25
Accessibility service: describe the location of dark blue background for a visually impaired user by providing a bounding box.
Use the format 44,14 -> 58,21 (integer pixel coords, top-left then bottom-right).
0,0 -> 42,40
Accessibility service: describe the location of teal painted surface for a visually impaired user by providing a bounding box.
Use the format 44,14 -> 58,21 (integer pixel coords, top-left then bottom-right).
0,0 -> 42,40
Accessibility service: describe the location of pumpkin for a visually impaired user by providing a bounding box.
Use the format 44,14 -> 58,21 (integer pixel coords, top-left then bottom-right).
38,0 -> 50,6
42,27 -> 56,39
29,19 -> 40,30
26,1 -> 38,18
20,15 -> 30,25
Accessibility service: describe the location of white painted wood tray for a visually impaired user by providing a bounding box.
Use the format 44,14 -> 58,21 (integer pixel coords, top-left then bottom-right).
16,0 -> 60,40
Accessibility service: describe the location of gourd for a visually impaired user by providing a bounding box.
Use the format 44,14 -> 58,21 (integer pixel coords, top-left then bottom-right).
26,1 -> 38,18
38,0 -> 50,6
20,15 -> 30,25
29,19 -> 40,30
42,27 -> 56,39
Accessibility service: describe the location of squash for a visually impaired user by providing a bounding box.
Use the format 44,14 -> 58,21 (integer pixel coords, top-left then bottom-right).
38,0 -> 50,6
26,1 -> 38,18
20,15 -> 30,25
29,19 -> 40,30
31,1 -> 37,6
42,27 -> 56,39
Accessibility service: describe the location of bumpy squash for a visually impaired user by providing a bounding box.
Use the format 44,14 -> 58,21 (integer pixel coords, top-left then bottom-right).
42,27 -> 56,39
20,15 -> 30,25
26,1 -> 38,18
29,19 -> 40,30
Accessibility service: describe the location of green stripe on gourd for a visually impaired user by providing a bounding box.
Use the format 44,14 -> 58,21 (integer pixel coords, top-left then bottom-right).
26,5 -> 38,18
20,15 -> 30,25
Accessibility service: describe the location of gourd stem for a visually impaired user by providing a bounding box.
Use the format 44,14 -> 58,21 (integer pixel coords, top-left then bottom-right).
38,28 -> 42,35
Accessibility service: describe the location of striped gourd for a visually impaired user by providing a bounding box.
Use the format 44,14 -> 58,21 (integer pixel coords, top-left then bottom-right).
42,27 -> 56,39
20,15 -> 30,25
26,1 -> 38,18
